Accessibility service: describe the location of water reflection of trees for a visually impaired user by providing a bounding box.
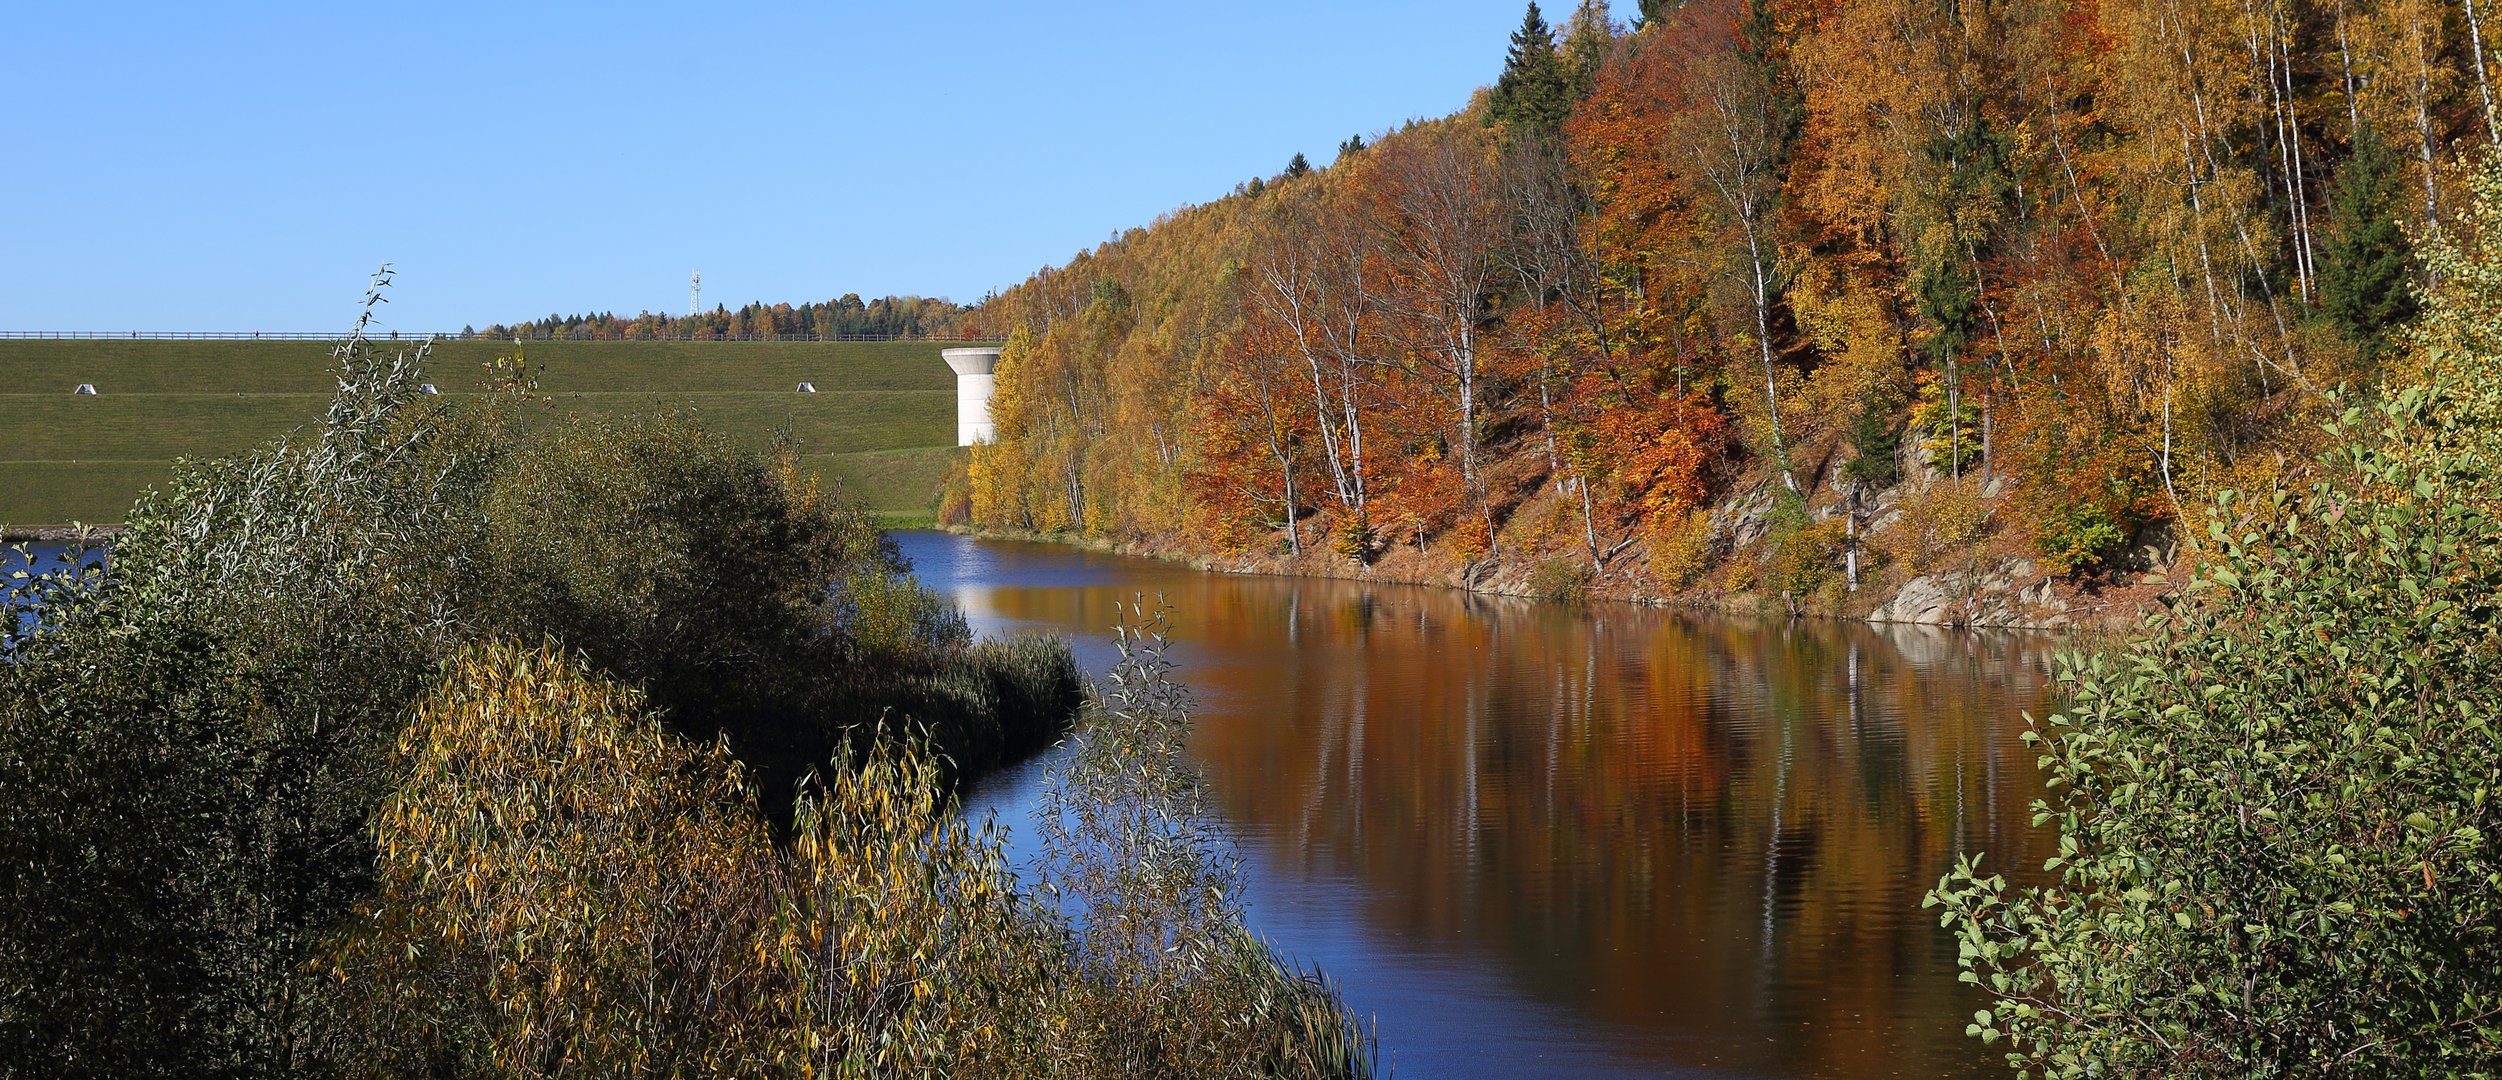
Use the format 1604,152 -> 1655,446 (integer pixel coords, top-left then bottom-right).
973,569 -> 2059,1077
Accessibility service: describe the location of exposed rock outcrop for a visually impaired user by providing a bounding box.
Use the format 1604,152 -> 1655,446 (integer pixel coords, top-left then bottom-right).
1866,556 -> 2072,630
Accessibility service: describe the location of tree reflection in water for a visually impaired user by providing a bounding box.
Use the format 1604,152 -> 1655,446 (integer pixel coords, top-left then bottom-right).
911,532 -> 2057,1079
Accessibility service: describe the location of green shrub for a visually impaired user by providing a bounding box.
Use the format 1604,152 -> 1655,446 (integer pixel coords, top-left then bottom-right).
0,286 -> 470,1075
1331,515 -> 1376,564
2030,498 -> 2128,577
1764,486 -> 1812,539
1926,383 -> 2502,1076
0,280 -> 1086,1074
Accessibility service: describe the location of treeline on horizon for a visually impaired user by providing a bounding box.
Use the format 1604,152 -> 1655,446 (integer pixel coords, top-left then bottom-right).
469,292 -> 974,341
949,0 -> 2490,586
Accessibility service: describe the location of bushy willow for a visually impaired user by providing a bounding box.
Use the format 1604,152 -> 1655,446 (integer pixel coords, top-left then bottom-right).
336,643 -> 1057,1079
0,276 -> 469,1077
1033,606 -> 1378,1078
774,717 -> 1047,1075
0,283 -> 1359,1075
332,633 -> 1370,1080
0,272 -> 1088,1077
336,643 -> 782,1077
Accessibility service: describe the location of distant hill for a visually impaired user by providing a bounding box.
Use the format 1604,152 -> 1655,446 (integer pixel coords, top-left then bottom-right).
0,338 -> 972,529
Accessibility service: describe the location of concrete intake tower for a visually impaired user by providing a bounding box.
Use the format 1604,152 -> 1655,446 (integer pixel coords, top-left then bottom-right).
941,346 -> 1001,446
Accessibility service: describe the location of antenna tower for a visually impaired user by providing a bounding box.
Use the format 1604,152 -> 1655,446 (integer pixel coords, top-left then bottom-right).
689,269 -> 702,317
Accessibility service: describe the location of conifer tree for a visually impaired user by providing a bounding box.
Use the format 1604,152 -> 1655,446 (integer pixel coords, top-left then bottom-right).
1338,134 -> 1367,160
1560,0 -> 1616,99
2320,129 -> 2420,360
1284,152 -> 1312,179
1488,3 -> 1573,137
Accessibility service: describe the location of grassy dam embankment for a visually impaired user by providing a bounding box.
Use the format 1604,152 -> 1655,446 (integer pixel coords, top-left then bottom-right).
0,338 -> 969,529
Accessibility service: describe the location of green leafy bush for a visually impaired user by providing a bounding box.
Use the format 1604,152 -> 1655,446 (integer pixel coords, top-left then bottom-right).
2030,499 -> 2128,577
1331,515 -> 1377,564
1926,382 -> 2502,1077
0,279 -> 1086,1074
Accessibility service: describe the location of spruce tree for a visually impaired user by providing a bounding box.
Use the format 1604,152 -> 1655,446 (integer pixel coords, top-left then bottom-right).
1736,0 -> 1802,156
1284,152 -> 1312,179
1338,134 -> 1367,159
1488,3 -> 1572,137
1844,393 -> 1903,489
2319,129 -> 2420,360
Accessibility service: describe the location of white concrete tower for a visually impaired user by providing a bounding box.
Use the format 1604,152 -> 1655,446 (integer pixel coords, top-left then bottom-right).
941,346 -> 1002,446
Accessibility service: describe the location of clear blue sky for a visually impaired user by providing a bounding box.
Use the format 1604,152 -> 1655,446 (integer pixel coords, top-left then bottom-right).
2,2 -> 1624,332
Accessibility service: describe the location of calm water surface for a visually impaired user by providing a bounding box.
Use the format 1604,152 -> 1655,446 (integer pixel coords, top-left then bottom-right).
5,533 -> 2059,1076
896,530 -> 2060,1080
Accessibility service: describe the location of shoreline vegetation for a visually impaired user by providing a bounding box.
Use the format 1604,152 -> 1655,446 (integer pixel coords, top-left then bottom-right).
963,143 -> 2502,1073
942,0 -> 2500,637
925,0 -> 2502,1062
942,513 -> 2158,632
0,280 -> 1374,1078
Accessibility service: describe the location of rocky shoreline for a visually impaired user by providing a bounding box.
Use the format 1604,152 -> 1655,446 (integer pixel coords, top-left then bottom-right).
1,525 -> 122,544
942,459 -> 2180,634
941,516 -> 2169,634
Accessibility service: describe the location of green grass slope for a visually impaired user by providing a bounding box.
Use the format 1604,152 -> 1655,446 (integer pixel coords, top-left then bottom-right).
0,339 -> 970,529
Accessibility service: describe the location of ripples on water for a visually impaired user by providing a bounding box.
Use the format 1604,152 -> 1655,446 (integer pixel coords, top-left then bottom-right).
901,531 -> 2062,1079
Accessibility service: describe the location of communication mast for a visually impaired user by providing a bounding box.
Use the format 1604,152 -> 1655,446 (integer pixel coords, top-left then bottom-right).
689,269 -> 702,317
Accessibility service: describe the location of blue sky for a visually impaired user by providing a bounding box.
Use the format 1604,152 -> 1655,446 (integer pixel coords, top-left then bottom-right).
2,2 -> 1624,332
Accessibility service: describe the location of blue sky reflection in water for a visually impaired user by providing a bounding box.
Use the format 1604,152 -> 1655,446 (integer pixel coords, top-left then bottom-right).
895,530 -> 2062,1079
4,543 -> 104,639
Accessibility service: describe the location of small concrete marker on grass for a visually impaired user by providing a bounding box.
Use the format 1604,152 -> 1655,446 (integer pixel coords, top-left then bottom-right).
797,382 -> 817,393
418,383 -> 440,395
73,384 -> 96,396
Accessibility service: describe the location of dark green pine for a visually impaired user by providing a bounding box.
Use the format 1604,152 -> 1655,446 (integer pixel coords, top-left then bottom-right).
2317,128 -> 2419,360
1488,2 -> 1572,137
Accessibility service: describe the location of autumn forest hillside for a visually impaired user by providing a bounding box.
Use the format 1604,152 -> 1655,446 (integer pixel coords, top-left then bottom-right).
944,0 -> 2491,621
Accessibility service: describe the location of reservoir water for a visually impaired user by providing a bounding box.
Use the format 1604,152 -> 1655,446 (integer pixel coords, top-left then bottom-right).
895,530 -> 2061,1079
4,541 -> 98,636
6,532 -> 2061,1076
